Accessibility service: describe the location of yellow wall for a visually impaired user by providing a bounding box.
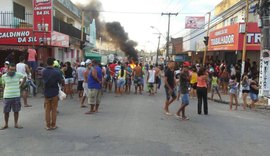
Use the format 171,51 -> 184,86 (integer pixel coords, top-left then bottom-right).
215,0 -> 241,16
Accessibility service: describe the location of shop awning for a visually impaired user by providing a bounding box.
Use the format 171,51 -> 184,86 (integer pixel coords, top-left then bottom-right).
84,49 -> 102,62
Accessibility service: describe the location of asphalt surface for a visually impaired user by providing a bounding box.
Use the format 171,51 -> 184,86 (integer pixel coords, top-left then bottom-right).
0,88 -> 269,156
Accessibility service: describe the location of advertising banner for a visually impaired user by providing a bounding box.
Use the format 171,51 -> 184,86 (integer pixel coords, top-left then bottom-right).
0,28 -> 46,45
0,28 -> 69,47
32,0 -> 52,44
51,31 -> 69,47
208,23 -> 261,51
185,16 -> 205,29
33,0 -> 53,32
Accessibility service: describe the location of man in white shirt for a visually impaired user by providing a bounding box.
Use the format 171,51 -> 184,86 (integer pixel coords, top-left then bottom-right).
16,56 -> 31,107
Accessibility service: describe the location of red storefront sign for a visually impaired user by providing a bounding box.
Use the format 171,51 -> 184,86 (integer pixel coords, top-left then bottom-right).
208,22 -> 261,51
33,0 -> 53,32
0,28 -> 45,45
0,28 -> 69,47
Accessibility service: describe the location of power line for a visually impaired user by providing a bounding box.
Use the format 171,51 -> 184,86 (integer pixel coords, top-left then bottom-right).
100,10 -> 207,15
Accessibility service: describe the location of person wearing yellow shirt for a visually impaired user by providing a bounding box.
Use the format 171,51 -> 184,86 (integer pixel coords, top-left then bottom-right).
116,66 -> 126,96
190,67 -> 198,98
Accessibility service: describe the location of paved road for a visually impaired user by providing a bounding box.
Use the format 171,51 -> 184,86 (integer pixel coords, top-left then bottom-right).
0,88 -> 269,156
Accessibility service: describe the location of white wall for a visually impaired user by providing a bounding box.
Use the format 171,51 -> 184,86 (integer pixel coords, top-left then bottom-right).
0,0 -> 13,11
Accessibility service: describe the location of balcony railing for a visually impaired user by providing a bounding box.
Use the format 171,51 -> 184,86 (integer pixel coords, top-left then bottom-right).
0,11 -> 33,28
0,12 -> 86,41
53,17 -> 86,40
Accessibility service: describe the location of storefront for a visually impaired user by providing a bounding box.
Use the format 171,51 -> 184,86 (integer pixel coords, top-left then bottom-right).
208,22 -> 261,65
0,28 -> 69,65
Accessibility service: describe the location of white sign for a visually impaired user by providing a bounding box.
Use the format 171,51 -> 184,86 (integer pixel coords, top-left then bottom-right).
259,49 -> 270,96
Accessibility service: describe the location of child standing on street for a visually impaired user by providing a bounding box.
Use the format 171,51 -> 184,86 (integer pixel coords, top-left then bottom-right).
211,72 -> 222,101
229,75 -> 238,110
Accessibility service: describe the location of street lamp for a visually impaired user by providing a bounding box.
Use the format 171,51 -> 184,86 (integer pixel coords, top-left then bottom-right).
150,26 -> 163,65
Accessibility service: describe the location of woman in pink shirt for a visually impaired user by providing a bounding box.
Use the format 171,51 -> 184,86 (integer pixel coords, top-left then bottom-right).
197,67 -> 208,115
27,47 -> 37,71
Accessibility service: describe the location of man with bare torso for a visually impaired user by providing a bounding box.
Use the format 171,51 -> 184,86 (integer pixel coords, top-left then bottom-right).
154,63 -> 161,93
133,62 -> 143,94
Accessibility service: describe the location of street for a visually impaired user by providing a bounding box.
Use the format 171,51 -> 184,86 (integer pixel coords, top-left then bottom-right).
0,88 -> 269,156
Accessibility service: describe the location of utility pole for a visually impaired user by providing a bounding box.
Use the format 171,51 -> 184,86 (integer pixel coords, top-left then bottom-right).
240,0 -> 249,78
162,12 -> 178,63
156,34 -> 161,65
258,0 -> 270,97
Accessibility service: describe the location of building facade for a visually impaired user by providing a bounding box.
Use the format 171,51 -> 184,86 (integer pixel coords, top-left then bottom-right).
0,0 -> 90,65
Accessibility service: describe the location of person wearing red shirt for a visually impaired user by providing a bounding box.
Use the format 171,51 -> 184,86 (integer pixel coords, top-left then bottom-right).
108,60 -> 117,92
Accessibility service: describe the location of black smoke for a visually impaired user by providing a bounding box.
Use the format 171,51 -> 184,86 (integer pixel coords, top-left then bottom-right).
77,0 -> 105,40
106,22 -> 138,61
76,0 -> 138,61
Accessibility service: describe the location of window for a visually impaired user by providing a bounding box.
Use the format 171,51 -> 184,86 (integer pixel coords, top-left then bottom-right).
230,16 -> 238,25
13,2 -> 25,20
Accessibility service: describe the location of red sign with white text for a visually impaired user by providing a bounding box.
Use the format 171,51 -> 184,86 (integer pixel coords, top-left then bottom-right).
33,0 -> 53,32
0,28 -> 69,47
208,22 -> 261,51
0,28 -> 46,45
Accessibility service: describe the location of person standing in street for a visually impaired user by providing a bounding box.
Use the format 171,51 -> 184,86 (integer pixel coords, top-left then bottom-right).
154,64 -> 161,94
63,62 -> 74,98
163,61 -> 176,115
0,63 -> 26,130
42,58 -> 62,130
175,62 -> 190,120
147,65 -> 155,96
189,67 -> 198,98
241,73 -> 250,110
85,60 -> 102,114
249,76 -> 259,110
16,56 -> 32,107
35,63 -> 45,94
116,65 -> 126,96
229,75 -> 238,110
210,72 -> 222,101
197,67 -> 208,115
81,60 -> 91,107
76,62 -> 86,107
133,62 -> 143,94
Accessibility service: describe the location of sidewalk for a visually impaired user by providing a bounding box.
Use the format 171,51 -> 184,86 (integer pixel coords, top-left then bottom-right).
208,92 -> 270,110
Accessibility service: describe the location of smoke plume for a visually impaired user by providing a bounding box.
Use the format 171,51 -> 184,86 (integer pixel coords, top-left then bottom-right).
106,22 -> 138,61
76,0 -> 138,61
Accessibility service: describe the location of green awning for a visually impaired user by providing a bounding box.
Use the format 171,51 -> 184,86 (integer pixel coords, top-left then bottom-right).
84,51 -> 102,62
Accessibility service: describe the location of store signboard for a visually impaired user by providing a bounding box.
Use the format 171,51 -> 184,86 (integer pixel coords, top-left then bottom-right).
208,23 -> 261,51
33,0 -> 53,32
0,28 -> 69,47
0,28 -> 45,45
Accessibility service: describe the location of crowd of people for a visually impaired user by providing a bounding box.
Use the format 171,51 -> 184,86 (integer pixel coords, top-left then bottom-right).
0,49 -> 261,130
163,59 -> 260,121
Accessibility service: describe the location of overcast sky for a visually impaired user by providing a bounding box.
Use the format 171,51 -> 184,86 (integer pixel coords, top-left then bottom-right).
71,0 -> 223,52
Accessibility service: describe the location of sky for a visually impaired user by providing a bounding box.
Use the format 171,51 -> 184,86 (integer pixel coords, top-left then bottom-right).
71,0 -> 223,52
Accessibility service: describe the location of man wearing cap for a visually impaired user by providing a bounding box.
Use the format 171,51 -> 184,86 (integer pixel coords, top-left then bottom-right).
81,59 -> 92,107
1,63 -> 26,130
76,62 -> 86,107
86,59 -> 102,114
163,61 -> 176,115
0,61 -> 9,75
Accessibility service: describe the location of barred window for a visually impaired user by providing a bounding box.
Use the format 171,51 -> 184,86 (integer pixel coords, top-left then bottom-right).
13,2 -> 25,20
